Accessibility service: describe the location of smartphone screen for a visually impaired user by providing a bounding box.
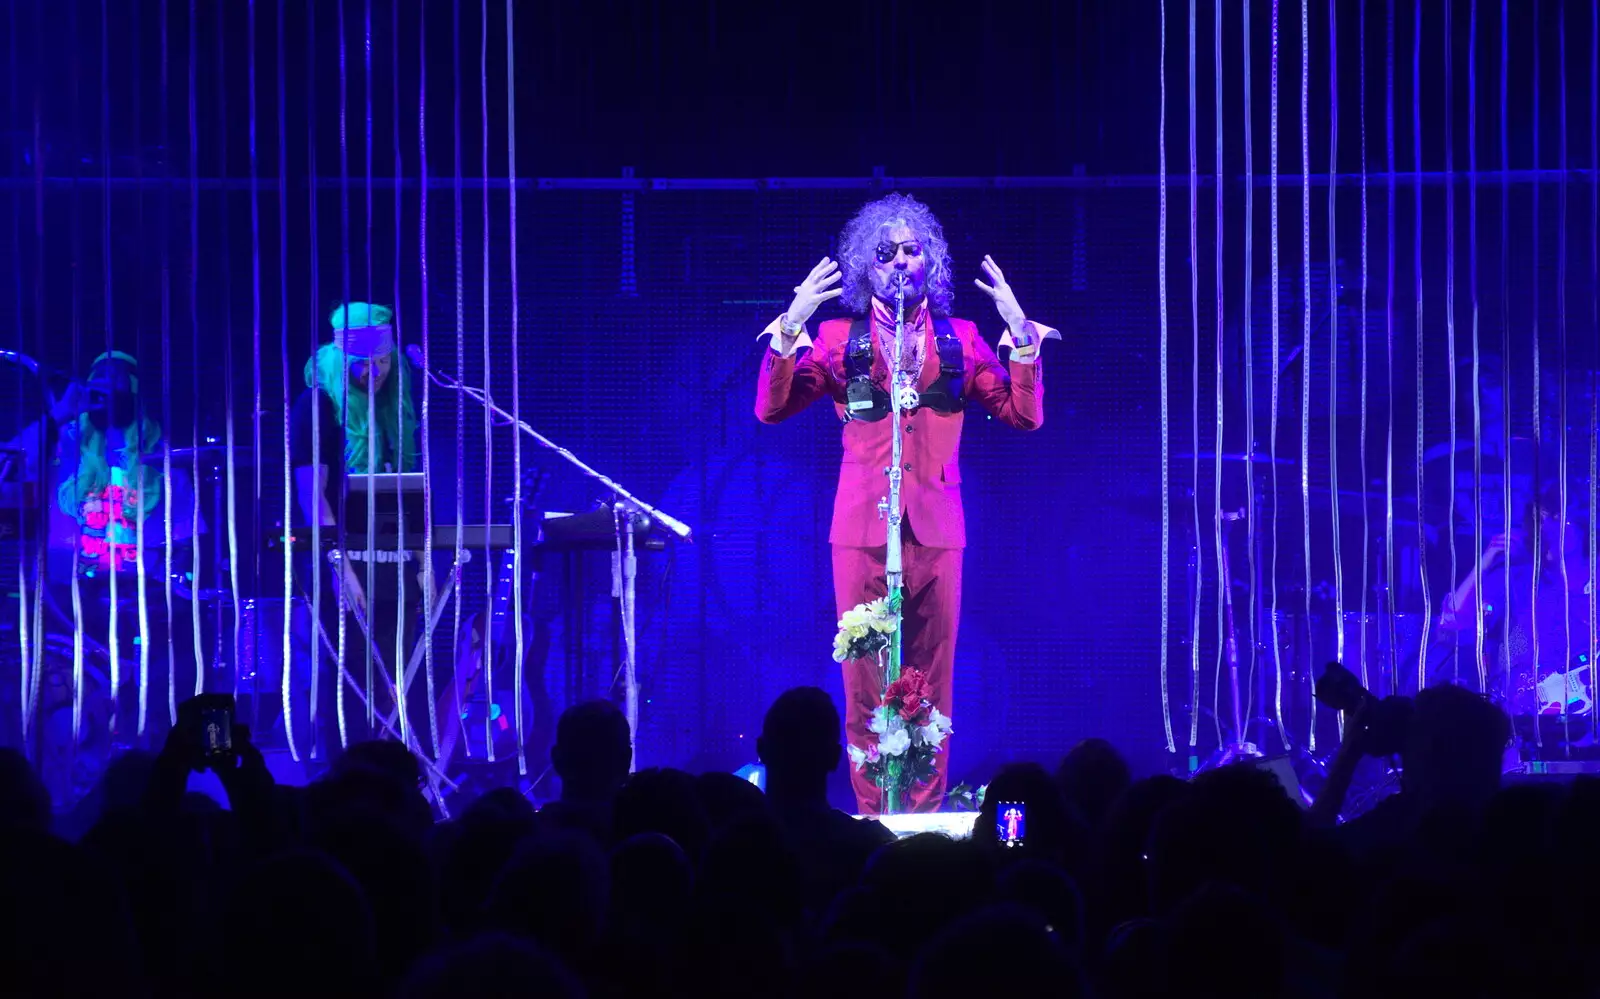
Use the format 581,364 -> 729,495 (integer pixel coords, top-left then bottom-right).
996,801 -> 1027,848
194,694 -> 235,759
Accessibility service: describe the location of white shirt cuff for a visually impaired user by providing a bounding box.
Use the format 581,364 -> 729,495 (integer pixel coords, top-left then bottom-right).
998,320 -> 1060,365
759,314 -> 812,357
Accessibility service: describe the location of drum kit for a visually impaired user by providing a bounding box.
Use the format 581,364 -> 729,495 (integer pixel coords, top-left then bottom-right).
1168,448 -> 1418,756
1168,411 -> 1599,769
0,439 -> 256,811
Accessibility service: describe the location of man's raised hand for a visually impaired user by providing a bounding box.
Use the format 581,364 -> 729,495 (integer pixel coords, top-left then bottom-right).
783,256 -> 844,329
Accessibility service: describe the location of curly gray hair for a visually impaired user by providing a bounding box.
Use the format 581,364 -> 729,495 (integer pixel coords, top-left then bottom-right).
835,192 -> 955,316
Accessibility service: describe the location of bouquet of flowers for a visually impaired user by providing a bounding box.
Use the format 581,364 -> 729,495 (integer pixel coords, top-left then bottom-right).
845,667 -> 953,794
831,597 -> 898,663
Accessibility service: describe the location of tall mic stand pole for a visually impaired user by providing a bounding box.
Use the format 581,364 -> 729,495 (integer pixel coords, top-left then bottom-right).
874,276 -> 910,812
416,357 -> 694,766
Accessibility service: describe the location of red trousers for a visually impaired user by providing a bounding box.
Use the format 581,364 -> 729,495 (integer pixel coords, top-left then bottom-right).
832,536 -> 962,815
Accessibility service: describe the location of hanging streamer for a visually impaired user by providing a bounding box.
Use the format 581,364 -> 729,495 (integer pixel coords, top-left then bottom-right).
452,0 -> 469,759
1557,5 -> 1572,748
275,0 -> 299,763
1469,0 -> 1488,692
388,0 -> 409,748
206,1 -> 240,710
186,0 -> 203,703
69,0 -> 86,748
27,1 -> 44,738
1385,0 -> 1400,705
1529,0 -> 1544,746
1499,0 -> 1513,707
369,0 -> 384,739
1158,0 -> 1175,756
158,0 -> 175,730
1210,0 -> 1225,752
1589,0 -> 1598,727
99,0 -> 128,738
1412,0 -> 1433,698
480,0 -> 496,762
334,0 -> 370,734
8,0 -> 32,744
1300,0 -> 1314,751
1443,0 -> 1460,687
129,0 -> 149,738
247,0 -> 264,739
391,0 -> 412,750
419,0 -> 440,760
214,2 -> 243,710
506,0 -> 527,776
305,0 -> 340,754
1270,0 -> 1289,751
1242,0 -> 1260,736
1186,0 -> 1202,754
1358,0 -> 1372,690
1329,0 -> 1345,680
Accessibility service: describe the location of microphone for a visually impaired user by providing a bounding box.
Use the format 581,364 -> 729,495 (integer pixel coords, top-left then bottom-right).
403,343 -> 426,371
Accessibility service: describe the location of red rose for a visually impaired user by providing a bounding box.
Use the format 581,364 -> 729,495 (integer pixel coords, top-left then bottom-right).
883,669 -> 932,717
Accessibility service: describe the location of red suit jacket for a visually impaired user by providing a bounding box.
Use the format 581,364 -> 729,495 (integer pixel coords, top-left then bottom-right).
755,315 -> 1044,549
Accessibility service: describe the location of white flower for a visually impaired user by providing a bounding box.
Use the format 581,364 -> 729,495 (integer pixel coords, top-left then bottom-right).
878,728 -> 912,757
846,745 -> 868,771
869,706 -> 905,737
927,707 -> 953,734
832,632 -> 854,662
916,723 -> 948,749
840,607 -> 871,631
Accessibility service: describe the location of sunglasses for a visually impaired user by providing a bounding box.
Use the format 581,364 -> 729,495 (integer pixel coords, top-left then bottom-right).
874,240 -> 922,264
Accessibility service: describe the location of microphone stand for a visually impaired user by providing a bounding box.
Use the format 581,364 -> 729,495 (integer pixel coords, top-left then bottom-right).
416,358 -> 693,766
874,276 -> 910,813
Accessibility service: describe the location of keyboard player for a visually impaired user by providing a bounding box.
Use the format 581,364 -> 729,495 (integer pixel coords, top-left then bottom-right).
289,302 -> 423,762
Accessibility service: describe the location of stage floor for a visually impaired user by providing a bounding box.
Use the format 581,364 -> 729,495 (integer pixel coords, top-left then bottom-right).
865,813 -> 978,839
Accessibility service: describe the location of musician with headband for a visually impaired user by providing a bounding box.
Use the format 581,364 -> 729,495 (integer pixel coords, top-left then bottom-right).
290,302 -> 421,759
754,193 -> 1061,814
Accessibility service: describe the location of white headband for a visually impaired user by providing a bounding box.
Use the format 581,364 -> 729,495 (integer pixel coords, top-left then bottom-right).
332,322 -> 394,359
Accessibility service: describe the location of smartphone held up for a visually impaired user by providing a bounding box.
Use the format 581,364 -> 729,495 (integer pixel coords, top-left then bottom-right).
996,801 -> 1027,848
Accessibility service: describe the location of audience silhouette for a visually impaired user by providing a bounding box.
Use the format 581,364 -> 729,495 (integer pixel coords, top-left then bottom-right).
0,681 -> 1578,998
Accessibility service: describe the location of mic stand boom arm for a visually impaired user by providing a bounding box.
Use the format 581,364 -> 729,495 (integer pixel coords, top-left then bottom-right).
417,360 -> 694,767
422,365 -> 694,542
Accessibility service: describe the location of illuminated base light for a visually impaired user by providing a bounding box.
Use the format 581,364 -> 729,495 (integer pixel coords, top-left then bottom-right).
863,813 -> 979,840
733,762 -> 765,790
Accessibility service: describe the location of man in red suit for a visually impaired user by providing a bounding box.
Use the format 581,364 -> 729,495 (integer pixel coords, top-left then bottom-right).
754,193 -> 1058,814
